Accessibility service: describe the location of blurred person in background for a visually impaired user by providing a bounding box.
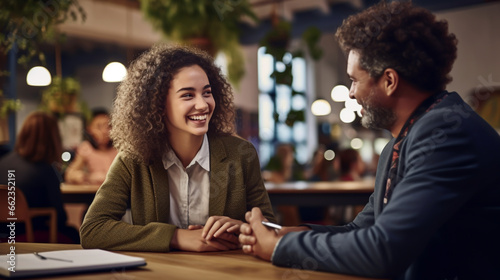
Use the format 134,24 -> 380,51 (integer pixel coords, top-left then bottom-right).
305,146 -> 338,182
300,146 -> 338,225
337,148 -> 366,223
65,108 -> 117,185
263,143 -> 305,226
0,144 -> 10,158
0,111 -> 80,243
338,148 -> 365,182
263,143 -> 304,183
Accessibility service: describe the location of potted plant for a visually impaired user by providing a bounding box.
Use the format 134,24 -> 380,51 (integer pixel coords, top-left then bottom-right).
0,91 -> 22,143
0,0 -> 85,66
140,0 -> 257,87
40,77 -> 81,115
0,91 -> 22,119
260,16 -> 323,127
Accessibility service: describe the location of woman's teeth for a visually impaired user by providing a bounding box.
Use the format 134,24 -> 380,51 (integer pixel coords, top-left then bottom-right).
188,115 -> 207,121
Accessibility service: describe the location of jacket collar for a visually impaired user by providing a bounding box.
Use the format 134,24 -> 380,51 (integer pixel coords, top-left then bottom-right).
148,135 -> 231,220
149,159 -> 171,223
207,135 -> 229,216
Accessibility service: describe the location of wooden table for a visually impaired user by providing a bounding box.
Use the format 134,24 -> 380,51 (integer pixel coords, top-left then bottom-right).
61,179 -> 375,209
60,183 -> 100,205
265,179 -> 375,207
60,180 -> 375,208
0,243 -> 383,280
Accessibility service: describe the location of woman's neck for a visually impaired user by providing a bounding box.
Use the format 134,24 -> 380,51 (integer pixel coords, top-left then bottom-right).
96,143 -> 108,150
168,134 -> 204,168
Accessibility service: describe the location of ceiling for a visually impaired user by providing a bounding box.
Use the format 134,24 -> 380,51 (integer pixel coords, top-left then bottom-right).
93,0 -> 499,45
248,0 -> 499,19
239,0 -> 500,44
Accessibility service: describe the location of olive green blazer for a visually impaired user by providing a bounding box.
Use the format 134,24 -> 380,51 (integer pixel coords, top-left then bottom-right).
80,135 -> 276,252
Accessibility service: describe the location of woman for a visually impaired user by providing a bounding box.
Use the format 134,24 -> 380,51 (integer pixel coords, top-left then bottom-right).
65,109 -> 118,185
0,111 -> 80,243
338,148 -> 365,182
80,44 -> 275,252
263,144 -> 304,183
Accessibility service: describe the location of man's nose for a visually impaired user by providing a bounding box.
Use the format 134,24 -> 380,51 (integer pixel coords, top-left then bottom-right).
348,84 -> 355,99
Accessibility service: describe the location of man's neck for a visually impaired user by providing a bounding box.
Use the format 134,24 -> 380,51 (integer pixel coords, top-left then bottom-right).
389,85 -> 433,138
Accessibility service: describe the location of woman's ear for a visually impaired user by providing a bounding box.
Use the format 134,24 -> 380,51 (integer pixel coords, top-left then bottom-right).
382,68 -> 399,97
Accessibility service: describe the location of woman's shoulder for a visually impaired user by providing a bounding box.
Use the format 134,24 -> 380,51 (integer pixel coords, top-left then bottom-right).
113,151 -> 155,169
209,134 -> 259,162
76,141 -> 94,154
211,134 -> 252,146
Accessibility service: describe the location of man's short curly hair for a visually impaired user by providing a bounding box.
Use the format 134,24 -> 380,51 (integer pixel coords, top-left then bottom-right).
111,44 -> 235,163
336,1 -> 458,93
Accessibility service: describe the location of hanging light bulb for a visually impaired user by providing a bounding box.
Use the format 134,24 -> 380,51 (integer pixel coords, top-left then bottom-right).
311,99 -> 331,116
102,62 -> 127,82
331,85 -> 349,102
26,66 -> 51,86
340,108 -> 356,123
345,97 -> 362,112
350,138 -> 364,149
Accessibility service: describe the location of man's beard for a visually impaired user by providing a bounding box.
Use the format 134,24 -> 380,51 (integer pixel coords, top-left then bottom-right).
359,89 -> 397,130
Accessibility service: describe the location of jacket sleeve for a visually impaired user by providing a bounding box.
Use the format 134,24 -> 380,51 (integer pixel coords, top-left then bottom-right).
305,191 -> 376,234
240,140 -> 277,223
271,111 -> 484,278
80,154 -> 177,252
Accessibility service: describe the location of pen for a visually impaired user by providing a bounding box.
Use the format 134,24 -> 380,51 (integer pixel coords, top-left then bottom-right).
261,221 -> 282,230
34,252 -> 73,262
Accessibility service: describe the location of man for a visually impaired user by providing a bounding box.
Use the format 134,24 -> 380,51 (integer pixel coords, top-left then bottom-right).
239,2 -> 500,279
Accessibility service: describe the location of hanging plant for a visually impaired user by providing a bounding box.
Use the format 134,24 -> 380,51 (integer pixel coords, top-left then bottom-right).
0,91 -> 22,119
260,20 -> 292,60
40,76 -> 81,115
260,17 -> 323,127
302,26 -> 323,61
140,0 -> 257,87
0,0 -> 86,65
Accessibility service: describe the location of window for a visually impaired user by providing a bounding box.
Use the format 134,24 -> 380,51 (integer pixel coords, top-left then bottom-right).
258,47 -> 309,166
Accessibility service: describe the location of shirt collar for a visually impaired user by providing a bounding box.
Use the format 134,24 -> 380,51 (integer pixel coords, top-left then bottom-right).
162,134 -> 210,171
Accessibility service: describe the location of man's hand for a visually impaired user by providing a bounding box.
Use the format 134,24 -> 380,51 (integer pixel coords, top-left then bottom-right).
239,207 -> 311,261
238,207 -> 281,261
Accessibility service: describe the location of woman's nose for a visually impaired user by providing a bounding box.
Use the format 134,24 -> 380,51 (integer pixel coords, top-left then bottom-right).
194,95 -> 208,110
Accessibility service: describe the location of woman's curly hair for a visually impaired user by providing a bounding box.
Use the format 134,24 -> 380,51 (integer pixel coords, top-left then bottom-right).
336,1 -> 458,93
111,44 -> 235,163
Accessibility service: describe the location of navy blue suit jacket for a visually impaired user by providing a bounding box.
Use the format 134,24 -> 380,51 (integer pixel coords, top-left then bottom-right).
272,92 -> 500,279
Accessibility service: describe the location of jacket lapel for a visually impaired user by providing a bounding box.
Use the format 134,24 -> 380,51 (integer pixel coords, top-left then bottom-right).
374,138 -> 395,218
149,159 -> 170,223
208,136 -> 229,216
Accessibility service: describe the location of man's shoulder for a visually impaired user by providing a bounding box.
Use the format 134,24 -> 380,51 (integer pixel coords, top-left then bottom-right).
414,92 -> 483,129
407,91 -> 500,152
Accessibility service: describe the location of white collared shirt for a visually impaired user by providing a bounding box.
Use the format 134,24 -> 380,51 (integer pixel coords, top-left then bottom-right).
163,135 -> 210,229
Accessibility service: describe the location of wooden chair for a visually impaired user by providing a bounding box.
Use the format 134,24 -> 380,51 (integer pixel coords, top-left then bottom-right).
0,185 -> 57,243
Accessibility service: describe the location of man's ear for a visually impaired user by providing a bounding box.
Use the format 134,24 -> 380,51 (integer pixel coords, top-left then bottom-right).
381,68 -> 399,97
